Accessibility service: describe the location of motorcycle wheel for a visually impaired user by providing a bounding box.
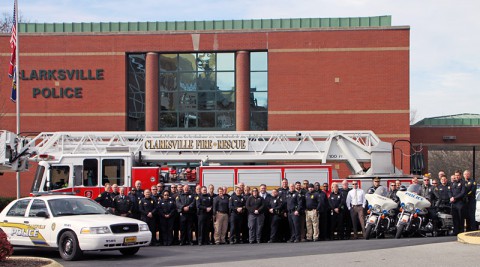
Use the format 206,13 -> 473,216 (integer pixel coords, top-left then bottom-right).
395,224 -> 405,239
365,224 -> 373,240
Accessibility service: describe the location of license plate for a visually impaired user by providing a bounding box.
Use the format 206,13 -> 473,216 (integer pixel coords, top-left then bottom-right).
401,214 -> 409,223
123,236 -> 137,245
368,215 -> 377,223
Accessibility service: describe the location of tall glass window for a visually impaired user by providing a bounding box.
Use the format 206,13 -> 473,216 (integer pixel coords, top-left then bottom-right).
250,52 -> 268,130
159,52 -> 236,130
127,54 -> 146,131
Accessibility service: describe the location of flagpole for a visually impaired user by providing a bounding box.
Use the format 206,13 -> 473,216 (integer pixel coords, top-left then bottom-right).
14,0 -> 20,199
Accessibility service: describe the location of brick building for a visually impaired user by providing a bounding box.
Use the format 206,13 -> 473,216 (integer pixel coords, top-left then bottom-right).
0,16 -> 410,196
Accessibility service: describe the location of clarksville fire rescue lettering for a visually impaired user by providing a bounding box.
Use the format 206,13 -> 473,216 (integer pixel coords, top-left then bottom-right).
144,138 -> 248,151
20,69 -> 105,99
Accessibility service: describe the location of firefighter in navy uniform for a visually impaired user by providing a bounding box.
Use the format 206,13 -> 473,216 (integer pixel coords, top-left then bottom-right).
268,189 -> 286,243
463,170 -> 477,231
176,184 -> 196,245
329,183 -> 345,240
196,186 -> 214,245
450,171 -> 466,235
112,187 -> 132,217
229,186 -> 246,244
286,183 -> 304,242
158,190 -> 176,246
139,189 -> 157,245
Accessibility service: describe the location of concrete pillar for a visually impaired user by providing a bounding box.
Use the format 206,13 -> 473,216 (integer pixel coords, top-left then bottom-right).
235,51 -> 250,131
145,52 -> 159,131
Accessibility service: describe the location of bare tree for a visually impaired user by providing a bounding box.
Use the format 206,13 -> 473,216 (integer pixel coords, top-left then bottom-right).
0,11 -> 28,33
428,150 -> 480,182
410,108 -> 418,125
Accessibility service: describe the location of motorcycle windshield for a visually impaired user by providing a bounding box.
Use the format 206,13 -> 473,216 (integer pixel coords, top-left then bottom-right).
407,184 -> 422,194
396,190 -> 431,210
374,186 -> 388,197
365,192 -> 398,211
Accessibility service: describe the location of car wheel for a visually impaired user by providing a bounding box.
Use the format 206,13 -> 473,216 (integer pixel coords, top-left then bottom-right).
119,247 -> 140,256
59,231 -> 83,261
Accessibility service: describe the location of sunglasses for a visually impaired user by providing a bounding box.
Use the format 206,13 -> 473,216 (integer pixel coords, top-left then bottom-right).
352,183 -> 358,185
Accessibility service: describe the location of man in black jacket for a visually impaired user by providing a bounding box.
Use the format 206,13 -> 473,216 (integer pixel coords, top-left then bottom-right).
246,188 -> 265,243
286,184 -> 303,243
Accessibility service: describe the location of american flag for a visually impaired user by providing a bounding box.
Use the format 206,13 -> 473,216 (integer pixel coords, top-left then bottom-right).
9,0 -> 17,102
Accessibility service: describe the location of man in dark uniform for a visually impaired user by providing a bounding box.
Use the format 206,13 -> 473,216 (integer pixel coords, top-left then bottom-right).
170,184 -> 180,245
196,186 -> 213,245
435,175 -> 451,208
277,179 -> 290,241
131,180 -> 144,220
229,186 -> 246,244
158,190 -> 176,246
463,170 -> 477,231
286,183 -> 303,242
207,184 -> 217,244
176,184 -> 196,245
318,184 -> 329,241
295,181 -> 307,241
420,175 -> 438,232
111,184 -> 120,198
139,189 -> 157,246
259,184 -> 272,243
305,183 -> 321,241
329,182 -> 345,240
95,183 -> 113,209
450,171 -> 466,235
112,187 -> 132,217
268,189 -> 286,243
339,180 -> 352,239
192,185 -> 201,244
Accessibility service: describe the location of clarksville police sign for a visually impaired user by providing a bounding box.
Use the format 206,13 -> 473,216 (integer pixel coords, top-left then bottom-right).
20,69 -> 104,99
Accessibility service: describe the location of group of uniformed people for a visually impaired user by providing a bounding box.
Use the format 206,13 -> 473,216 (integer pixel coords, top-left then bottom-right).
94,169 -> 477,246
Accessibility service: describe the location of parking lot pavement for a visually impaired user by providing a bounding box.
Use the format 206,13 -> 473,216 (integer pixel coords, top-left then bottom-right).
186,241 -> 478,267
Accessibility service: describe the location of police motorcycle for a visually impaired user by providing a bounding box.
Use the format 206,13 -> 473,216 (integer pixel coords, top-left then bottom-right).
364,186 -> 398,239
433,203 -> 454,236
395,184 -> 431,238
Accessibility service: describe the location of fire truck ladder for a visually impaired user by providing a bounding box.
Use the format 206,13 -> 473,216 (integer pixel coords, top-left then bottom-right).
0,130 -> 402,176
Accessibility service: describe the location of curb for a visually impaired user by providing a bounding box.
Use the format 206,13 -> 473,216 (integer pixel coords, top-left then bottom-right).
8,256 -> 63,267
457,231 -> 480,245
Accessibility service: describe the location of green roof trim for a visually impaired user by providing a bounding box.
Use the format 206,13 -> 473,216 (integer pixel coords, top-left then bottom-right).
414,113 -> 480,126
19,16 -> 392,33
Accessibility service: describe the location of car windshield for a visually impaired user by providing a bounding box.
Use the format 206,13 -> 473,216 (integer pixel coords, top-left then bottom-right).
48,198 -> 106,217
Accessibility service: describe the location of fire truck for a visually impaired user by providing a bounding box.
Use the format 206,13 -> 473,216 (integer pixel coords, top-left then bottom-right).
0,130 -> 410,198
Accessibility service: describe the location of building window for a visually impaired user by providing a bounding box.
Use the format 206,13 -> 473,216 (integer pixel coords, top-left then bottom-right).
159,52 -> 236,130
127,54 -> 146,131
250,52 -> 268,130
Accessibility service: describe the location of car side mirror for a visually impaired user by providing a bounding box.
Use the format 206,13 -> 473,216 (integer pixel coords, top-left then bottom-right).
36,211 -> 49,218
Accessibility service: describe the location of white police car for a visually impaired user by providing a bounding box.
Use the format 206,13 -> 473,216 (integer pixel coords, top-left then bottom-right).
0,195 -> 151,261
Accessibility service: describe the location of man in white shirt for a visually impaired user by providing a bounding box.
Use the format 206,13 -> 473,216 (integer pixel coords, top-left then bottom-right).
346,181 -> 366,239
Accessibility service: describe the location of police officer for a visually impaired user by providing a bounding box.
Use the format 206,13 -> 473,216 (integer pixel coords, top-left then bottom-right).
286,183 -> 303,243
387,183 -> 400,204
435,175 -> 451,208
450,171 -> 466,235
259,184 -> 272,243
318,184 -> 329,241
246,188 -> 265,243
139,189 -> 157,245
176,184 -> 196,245
158,190 -> 176,246
277,179 -> 290,241
131,180 -> 144,220
339,180 -> 352,239
229,186 -> 246,244
112,187 -> 132,217
207,184 -> 217,244
170,184 -> 180,245
463,170 -> 477,231
305,183 -> 321,241
268,189 -> 286,243
111,183 -> 120,198
295,181 -> 307,241
329,182 -> 345,240
196,186 -> 213,245
95,183 -> 113,209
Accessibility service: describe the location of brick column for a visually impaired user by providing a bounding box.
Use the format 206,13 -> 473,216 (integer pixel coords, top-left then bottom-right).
235,51 -> 250,131
145,52 -> 159,131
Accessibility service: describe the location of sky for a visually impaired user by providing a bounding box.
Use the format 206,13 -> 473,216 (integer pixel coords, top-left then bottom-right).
1,0 -> 479,123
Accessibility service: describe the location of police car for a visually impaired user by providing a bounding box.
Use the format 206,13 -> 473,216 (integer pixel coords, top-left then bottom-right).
0,195 -> 151,261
